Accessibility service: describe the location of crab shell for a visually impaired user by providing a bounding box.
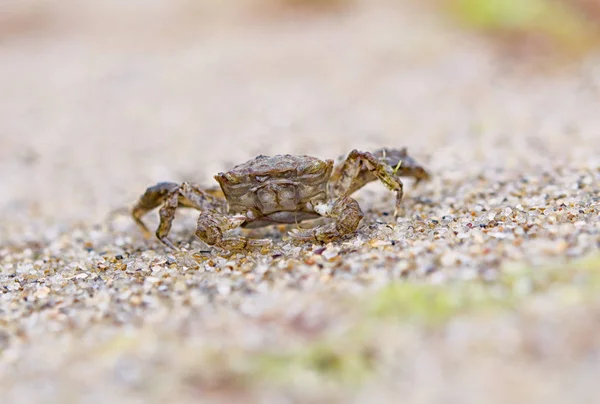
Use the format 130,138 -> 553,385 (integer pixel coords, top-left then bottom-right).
214,155 -> 334,228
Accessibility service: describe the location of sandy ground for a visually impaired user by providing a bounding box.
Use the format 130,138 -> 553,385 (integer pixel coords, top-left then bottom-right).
1,1 -> 600,403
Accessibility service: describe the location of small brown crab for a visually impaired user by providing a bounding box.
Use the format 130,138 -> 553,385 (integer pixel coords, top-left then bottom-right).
132,148 -> 430,250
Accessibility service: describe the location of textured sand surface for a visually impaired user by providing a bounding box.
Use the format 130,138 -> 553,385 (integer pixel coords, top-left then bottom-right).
1,1 -> 600,403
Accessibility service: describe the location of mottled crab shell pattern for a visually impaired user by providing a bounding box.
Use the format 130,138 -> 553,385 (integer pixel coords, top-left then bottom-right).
214,154 -> 334,216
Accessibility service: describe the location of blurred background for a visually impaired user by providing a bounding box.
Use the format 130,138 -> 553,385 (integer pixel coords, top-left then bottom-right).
1,2 -> 600,403
0,0 -> 599,238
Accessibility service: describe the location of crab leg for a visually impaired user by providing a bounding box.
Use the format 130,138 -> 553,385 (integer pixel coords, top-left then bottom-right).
132,182 -> 225,249
155,191 -> 180,249
330,149 -> 405,216
132,182 -> 179,238
195,211 -> 272,251
288,195 -> 363,243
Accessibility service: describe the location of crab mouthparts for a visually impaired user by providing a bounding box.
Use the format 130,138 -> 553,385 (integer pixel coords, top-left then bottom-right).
313,202 -> 333,217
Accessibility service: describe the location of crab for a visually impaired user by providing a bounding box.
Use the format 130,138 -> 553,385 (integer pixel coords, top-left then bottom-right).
132,148 -> 430,251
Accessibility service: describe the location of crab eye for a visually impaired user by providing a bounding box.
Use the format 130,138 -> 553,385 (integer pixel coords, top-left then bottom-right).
217,172 -> 240,184
301,159 -> 324,174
